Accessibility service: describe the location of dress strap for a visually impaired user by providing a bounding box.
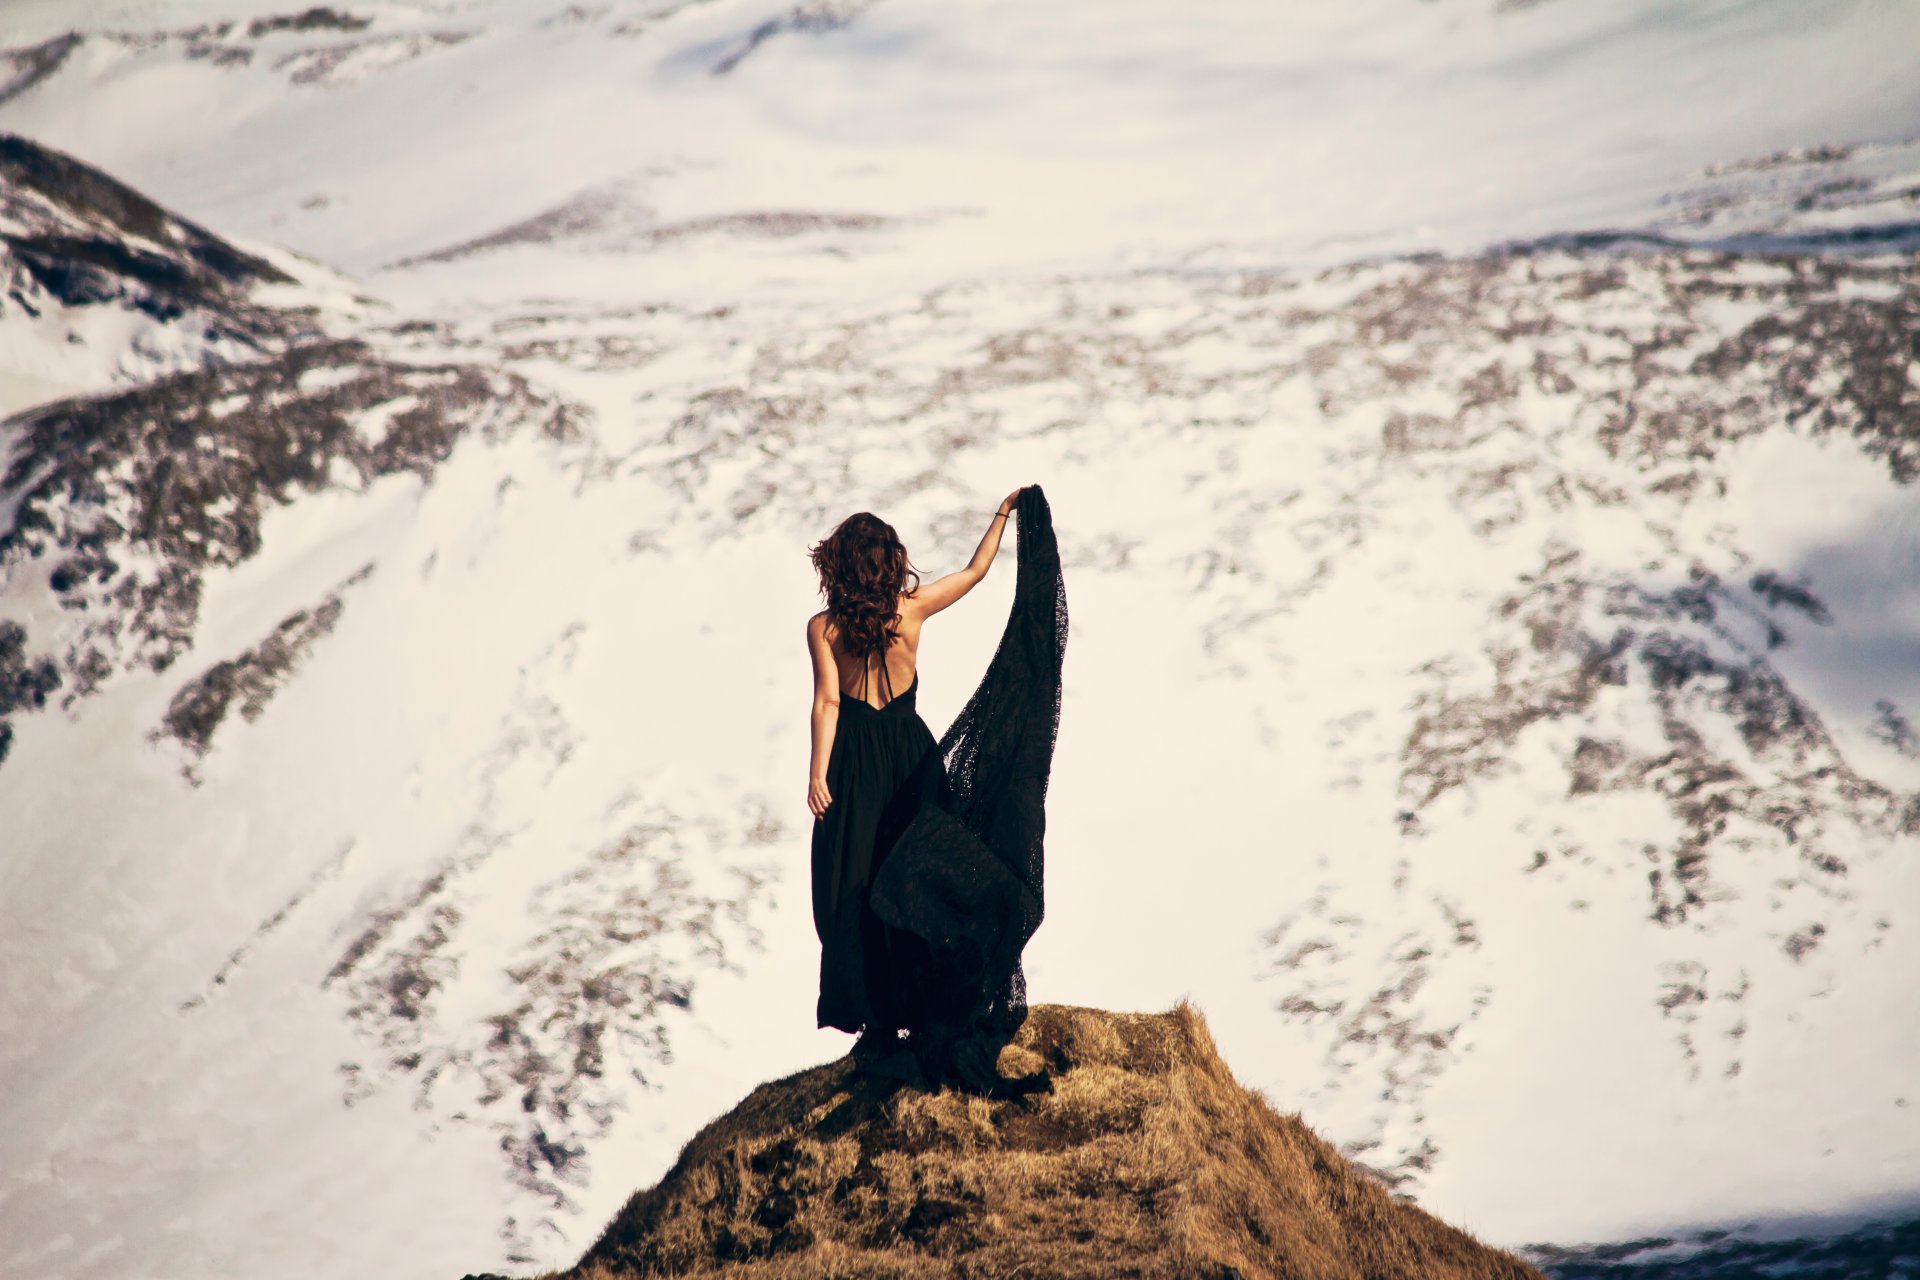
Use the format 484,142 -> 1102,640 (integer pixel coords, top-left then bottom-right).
856,631 -> 894,705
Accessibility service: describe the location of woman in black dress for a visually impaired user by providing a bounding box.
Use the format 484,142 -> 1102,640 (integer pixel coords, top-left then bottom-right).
805,484 -> 1064,1095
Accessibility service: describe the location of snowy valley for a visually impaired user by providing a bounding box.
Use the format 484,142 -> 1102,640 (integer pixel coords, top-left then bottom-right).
2,2 -> 1918,1277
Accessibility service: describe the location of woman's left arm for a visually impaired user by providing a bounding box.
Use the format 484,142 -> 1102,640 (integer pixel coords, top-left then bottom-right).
805,613 -> 839,819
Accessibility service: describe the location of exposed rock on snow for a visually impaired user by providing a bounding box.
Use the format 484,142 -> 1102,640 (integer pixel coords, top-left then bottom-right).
1,131 -> 293,320
0,132 -> 310,413
154,559 -> 374,776
0,338 -> 570,735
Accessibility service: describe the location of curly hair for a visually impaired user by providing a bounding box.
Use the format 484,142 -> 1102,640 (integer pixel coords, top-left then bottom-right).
809,511 -> 923,660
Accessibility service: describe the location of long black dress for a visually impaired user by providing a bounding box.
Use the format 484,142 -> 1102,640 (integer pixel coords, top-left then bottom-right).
810,649 -> 937,1038
810,484 -> 1068,1093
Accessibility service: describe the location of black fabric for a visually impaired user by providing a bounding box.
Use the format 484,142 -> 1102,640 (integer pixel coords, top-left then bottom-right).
810,668 -> 936,1035
863,483 -> 1068,1092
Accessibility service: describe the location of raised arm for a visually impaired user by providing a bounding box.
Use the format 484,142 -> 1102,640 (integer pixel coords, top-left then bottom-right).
910,488 -> 1025,619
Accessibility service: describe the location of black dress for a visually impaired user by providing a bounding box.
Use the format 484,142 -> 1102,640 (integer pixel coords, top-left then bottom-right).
810,650 -> 937,1038
811,484 -> 1068,1093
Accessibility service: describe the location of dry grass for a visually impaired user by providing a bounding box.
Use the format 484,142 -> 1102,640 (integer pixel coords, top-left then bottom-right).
506,1002 -> 1544,1280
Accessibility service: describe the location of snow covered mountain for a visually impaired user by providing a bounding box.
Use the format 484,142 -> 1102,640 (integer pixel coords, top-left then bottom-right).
2,2 -> 1917,1277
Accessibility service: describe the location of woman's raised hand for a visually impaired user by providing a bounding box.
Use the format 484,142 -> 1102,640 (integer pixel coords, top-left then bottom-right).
1002,484 -> 1032,514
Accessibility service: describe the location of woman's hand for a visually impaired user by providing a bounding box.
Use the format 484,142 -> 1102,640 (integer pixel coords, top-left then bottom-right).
808,773 -> 832,820
1002,484 -> 1031,514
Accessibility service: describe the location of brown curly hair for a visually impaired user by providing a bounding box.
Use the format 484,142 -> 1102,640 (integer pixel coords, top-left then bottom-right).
809,511 -> 923,660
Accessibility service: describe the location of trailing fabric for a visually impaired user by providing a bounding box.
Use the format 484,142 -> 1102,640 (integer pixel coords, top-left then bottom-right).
869,482 -> 1067,1091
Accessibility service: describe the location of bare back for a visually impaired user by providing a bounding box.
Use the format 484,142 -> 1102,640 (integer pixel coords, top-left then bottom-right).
822,596 -> 923,710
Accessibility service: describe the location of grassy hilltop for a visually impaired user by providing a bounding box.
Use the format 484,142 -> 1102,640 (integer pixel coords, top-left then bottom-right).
487,1002 -> 1544,1280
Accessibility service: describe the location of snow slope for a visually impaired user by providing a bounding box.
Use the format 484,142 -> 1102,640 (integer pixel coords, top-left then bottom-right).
2,2 -> 1917,1277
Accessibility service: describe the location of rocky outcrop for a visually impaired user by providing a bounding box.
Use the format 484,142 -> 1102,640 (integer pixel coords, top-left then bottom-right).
527,1003 -> 1545,1280
1,131 -> 297,343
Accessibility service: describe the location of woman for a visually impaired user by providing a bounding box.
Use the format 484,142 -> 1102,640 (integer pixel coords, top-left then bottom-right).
806,484 -> 1064,1095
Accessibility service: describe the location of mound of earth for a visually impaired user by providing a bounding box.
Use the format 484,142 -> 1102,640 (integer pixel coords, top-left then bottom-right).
483,1002 -> 1544,1280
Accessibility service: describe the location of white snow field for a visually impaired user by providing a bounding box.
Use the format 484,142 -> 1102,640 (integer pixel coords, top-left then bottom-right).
2,1 -> 1918,1277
